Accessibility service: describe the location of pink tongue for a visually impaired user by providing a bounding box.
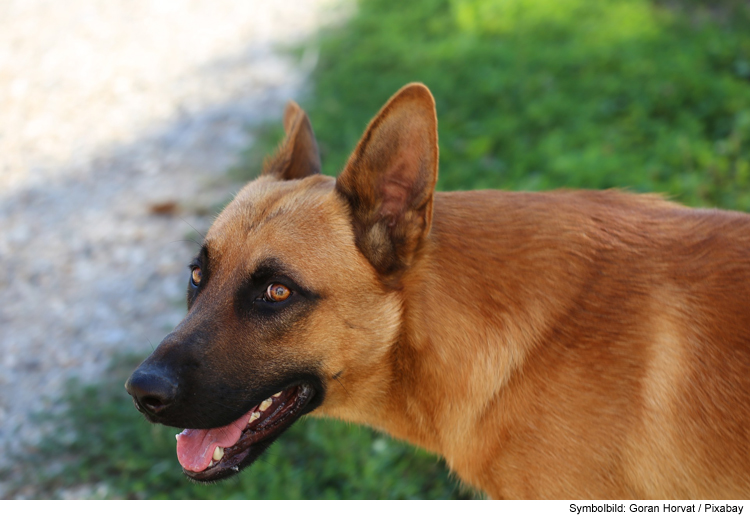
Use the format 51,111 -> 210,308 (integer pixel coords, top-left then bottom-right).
176,409 -> 255,472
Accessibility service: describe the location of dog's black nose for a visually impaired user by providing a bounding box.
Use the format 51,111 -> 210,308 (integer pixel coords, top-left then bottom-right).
125,367 -> 178,416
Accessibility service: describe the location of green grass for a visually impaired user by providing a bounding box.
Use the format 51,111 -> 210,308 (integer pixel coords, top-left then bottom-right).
240,0 -> 750,210
16,0 -> 750,500
15,353 -> 470,499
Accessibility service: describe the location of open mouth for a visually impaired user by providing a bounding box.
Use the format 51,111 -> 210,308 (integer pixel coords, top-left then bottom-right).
176,384 -> 315,482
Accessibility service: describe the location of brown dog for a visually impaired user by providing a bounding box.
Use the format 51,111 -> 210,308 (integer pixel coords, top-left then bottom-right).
126,83 -> 750,499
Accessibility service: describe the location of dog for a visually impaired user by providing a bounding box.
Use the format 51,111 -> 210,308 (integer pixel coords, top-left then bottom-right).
126,83 -> 750,499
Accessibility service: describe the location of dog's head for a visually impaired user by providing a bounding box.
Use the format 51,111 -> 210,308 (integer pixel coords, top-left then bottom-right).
125,83 -> 438,481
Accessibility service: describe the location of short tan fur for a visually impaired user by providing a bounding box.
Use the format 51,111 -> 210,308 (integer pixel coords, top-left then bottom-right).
152,83 -> 750,498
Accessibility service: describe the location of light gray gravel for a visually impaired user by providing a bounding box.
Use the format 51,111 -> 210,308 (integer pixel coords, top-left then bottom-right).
0,0 -> 347,483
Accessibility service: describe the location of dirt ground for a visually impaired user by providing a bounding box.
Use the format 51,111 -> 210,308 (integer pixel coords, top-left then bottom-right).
0,0 -> 344,486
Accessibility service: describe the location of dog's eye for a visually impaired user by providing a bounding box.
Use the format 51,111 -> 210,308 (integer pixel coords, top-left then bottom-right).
264,283 -> 291,302
191,267 -> 202,287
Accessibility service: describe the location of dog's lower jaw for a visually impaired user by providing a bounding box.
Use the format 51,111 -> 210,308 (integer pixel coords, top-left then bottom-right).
178,383 -> 318,482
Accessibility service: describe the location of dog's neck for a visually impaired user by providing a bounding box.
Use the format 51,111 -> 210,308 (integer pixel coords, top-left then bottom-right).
360,191 -> 588,482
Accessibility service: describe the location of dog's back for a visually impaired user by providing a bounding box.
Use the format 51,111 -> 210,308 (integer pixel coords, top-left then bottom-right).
402,189 -> 750,498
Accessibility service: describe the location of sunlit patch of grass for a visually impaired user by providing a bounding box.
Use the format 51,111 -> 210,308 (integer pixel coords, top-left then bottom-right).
451,0 -> 661,44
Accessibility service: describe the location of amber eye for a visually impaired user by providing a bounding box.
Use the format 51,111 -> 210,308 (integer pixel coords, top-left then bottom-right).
191,267 -> 202,286
265,283 -> 291,302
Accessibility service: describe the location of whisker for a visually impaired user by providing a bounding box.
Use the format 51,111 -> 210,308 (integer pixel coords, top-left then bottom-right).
332,370 -> 351,399
334,377 -> 351,399
179,216 -> 206,241
166,238 -> 203,247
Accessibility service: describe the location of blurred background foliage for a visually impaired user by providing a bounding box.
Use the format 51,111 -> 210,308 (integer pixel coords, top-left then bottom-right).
16,0 -> 750,499
246,0 -> 750,210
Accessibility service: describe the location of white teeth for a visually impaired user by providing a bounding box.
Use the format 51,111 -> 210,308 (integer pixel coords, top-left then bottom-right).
248,411 -> 261,424
259,398 -> 272,411
273,392 -> 282,397
212,446 -> 224,461
175,434 -> 180,440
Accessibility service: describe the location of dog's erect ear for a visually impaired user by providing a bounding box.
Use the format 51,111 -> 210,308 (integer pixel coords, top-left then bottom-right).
335,83 -> 438,281
263,101 -> 322,181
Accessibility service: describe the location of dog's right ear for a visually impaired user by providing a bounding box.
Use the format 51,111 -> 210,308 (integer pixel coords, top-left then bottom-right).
264,101 -> 322,181
336,83 -> 439,283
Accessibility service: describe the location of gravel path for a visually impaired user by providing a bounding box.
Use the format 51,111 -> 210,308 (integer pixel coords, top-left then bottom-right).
0,0 -> 343,477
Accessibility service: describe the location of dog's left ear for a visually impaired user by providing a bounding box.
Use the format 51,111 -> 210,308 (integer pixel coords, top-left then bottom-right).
336,83 -> 438,282
264,101 -> 322,181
